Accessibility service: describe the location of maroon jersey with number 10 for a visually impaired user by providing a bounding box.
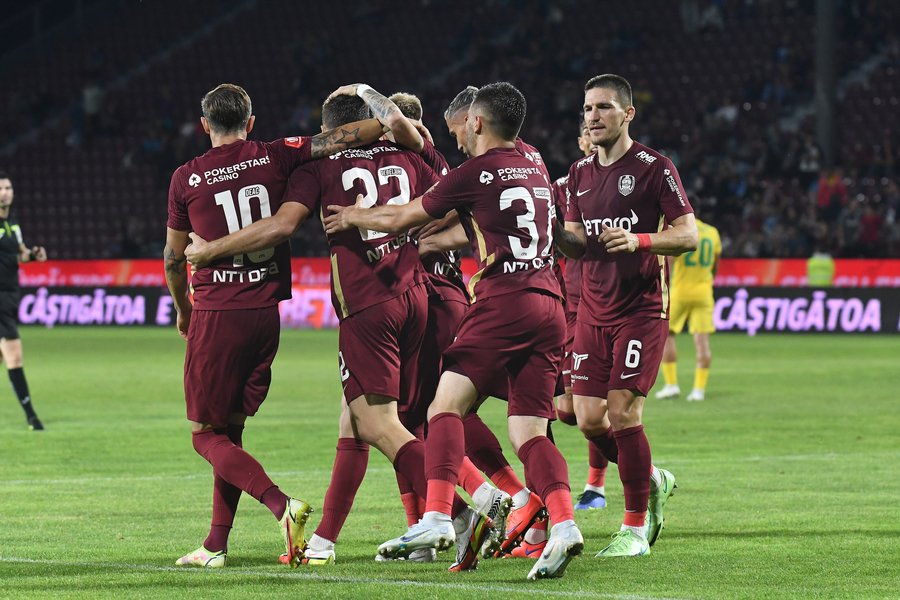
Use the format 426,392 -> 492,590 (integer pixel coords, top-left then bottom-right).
421,146 -> 561,302
286,141 -> 439,320
565,141 -> 693,326
167,137 -> 313,311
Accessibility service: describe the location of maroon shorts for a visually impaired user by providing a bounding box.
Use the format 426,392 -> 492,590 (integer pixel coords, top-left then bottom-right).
406,296 -> 469,429
561,309 -> 578,389
571,317 -> 668,399
184,307 -> 280,426
444,291 -> 565,420
339,284 -> 428,410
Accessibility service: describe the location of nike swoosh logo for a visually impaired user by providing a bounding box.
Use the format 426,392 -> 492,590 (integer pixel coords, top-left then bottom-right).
401,531 -> 427,542
525,546 -> 542,556
620,372 -> 641,379
576,189 -> 591,196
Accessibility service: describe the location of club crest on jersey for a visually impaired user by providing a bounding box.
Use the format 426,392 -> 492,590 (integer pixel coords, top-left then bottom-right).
188,173 -> 201,187
618,175 -> 635,196
479,171 -> 494,185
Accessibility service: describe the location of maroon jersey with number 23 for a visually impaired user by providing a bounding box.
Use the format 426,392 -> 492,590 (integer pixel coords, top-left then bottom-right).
286,141 -> 439,320
422,146 -> 561,302
167,137 -> 313,311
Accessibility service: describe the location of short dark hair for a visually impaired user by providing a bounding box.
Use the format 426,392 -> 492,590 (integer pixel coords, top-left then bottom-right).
444,86 -> 478,121
322,95 -> 372,130
389,92 -> 423,121
584,74 -> 633,108
0,171 -> 11,184
471,82 -> 526,141
201,84 -> 252,134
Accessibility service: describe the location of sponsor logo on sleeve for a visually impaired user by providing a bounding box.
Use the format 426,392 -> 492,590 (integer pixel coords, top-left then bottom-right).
441,167 -> 448,176
479,171 -> 494,184
284,136 -> 305,148
663,168 -> 686,206
618,174 -> 635,196
188,173 -> 201,187
576,155 -> 594,169
635,150 -> 657,164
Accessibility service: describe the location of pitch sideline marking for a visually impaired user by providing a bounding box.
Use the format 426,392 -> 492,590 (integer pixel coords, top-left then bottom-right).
0,556 -> 692,600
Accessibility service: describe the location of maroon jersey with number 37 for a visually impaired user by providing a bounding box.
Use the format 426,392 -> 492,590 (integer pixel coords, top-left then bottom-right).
565,141 -> 693,326
167,137 -> 313,310
421,146 -> 561,302
286,141 -> 439,320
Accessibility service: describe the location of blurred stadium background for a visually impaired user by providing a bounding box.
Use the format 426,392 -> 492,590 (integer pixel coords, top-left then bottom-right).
2,0 -> 899,264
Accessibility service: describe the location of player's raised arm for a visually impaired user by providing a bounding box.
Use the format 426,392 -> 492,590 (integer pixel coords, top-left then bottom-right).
309,118 -> 386,160
164,228 -> 192,340
557,220 -> 587,259
185,203 -> 312,269
324,194 -> 433,236
601,212 -> 698,256
327,84 -> 425,153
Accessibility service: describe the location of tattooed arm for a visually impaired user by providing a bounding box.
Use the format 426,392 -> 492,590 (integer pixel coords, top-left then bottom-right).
556,220 -> 587,259
309,118 -> 386,160
326,84 -> 425,153
164,227 -> 192,341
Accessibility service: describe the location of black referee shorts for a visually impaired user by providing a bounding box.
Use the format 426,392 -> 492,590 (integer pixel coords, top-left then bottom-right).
0,290 -> 20,340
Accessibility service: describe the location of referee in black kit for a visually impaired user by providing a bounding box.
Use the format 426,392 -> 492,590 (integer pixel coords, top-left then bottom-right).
0,172 -> 47,430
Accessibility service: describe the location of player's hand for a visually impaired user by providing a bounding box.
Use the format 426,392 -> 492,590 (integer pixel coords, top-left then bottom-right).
411,211 -> 455,240
176,304 -> 192,341
599,226 -> 639,253
31,246 -> 47,262
325,84 -> 363,102
417,235 -> 437,257
410,119 -> 434,145
184,233 -> 212,268
323,195 -> 364,234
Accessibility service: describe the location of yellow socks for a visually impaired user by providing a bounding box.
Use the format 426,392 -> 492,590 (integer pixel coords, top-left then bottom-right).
662,362 -> 678,386
694,367 -> 709,391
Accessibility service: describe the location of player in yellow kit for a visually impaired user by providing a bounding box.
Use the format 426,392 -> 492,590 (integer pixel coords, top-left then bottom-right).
656,210 -> 721,402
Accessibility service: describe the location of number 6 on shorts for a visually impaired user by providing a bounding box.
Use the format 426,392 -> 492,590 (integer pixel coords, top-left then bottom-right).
625,339 -> 642,369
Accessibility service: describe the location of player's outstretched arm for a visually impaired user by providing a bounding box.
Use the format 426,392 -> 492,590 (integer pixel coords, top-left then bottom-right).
309,119 -> 387,160
557,221 -> 587,259
418,222 -> 469,256
164,228 -> 192,341
185,203 -> 311,269
324,194 -> 433,236
327,84 -> 425,153
602,213 -> 698,256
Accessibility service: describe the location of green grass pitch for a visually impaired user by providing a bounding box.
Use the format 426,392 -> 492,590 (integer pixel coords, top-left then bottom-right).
0,326 -> 898,599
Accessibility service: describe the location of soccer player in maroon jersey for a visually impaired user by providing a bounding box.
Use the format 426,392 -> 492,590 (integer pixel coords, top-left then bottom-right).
435,85 -> 557,559
184,84 -> 492,571
554,122 -> 611,512
325,82 -> 583,581
383,92 -> 515,561
165,83 -> 397,568
557,74 -> 698,558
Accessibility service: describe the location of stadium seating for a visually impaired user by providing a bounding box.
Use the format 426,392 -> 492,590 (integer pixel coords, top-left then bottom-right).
1,0 -> 897,259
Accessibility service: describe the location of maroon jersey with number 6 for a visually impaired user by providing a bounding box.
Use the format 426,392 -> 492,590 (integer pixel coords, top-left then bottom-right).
421,146 -> 561,302
167,137 -> 313,311
286,141 -> 439,320
565,141 -> 692,326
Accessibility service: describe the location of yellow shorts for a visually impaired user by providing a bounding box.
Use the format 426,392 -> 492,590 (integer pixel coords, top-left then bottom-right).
669,295 -> 715,335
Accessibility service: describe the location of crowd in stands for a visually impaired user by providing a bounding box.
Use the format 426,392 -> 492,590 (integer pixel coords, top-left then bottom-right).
2,0 -> 898,260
